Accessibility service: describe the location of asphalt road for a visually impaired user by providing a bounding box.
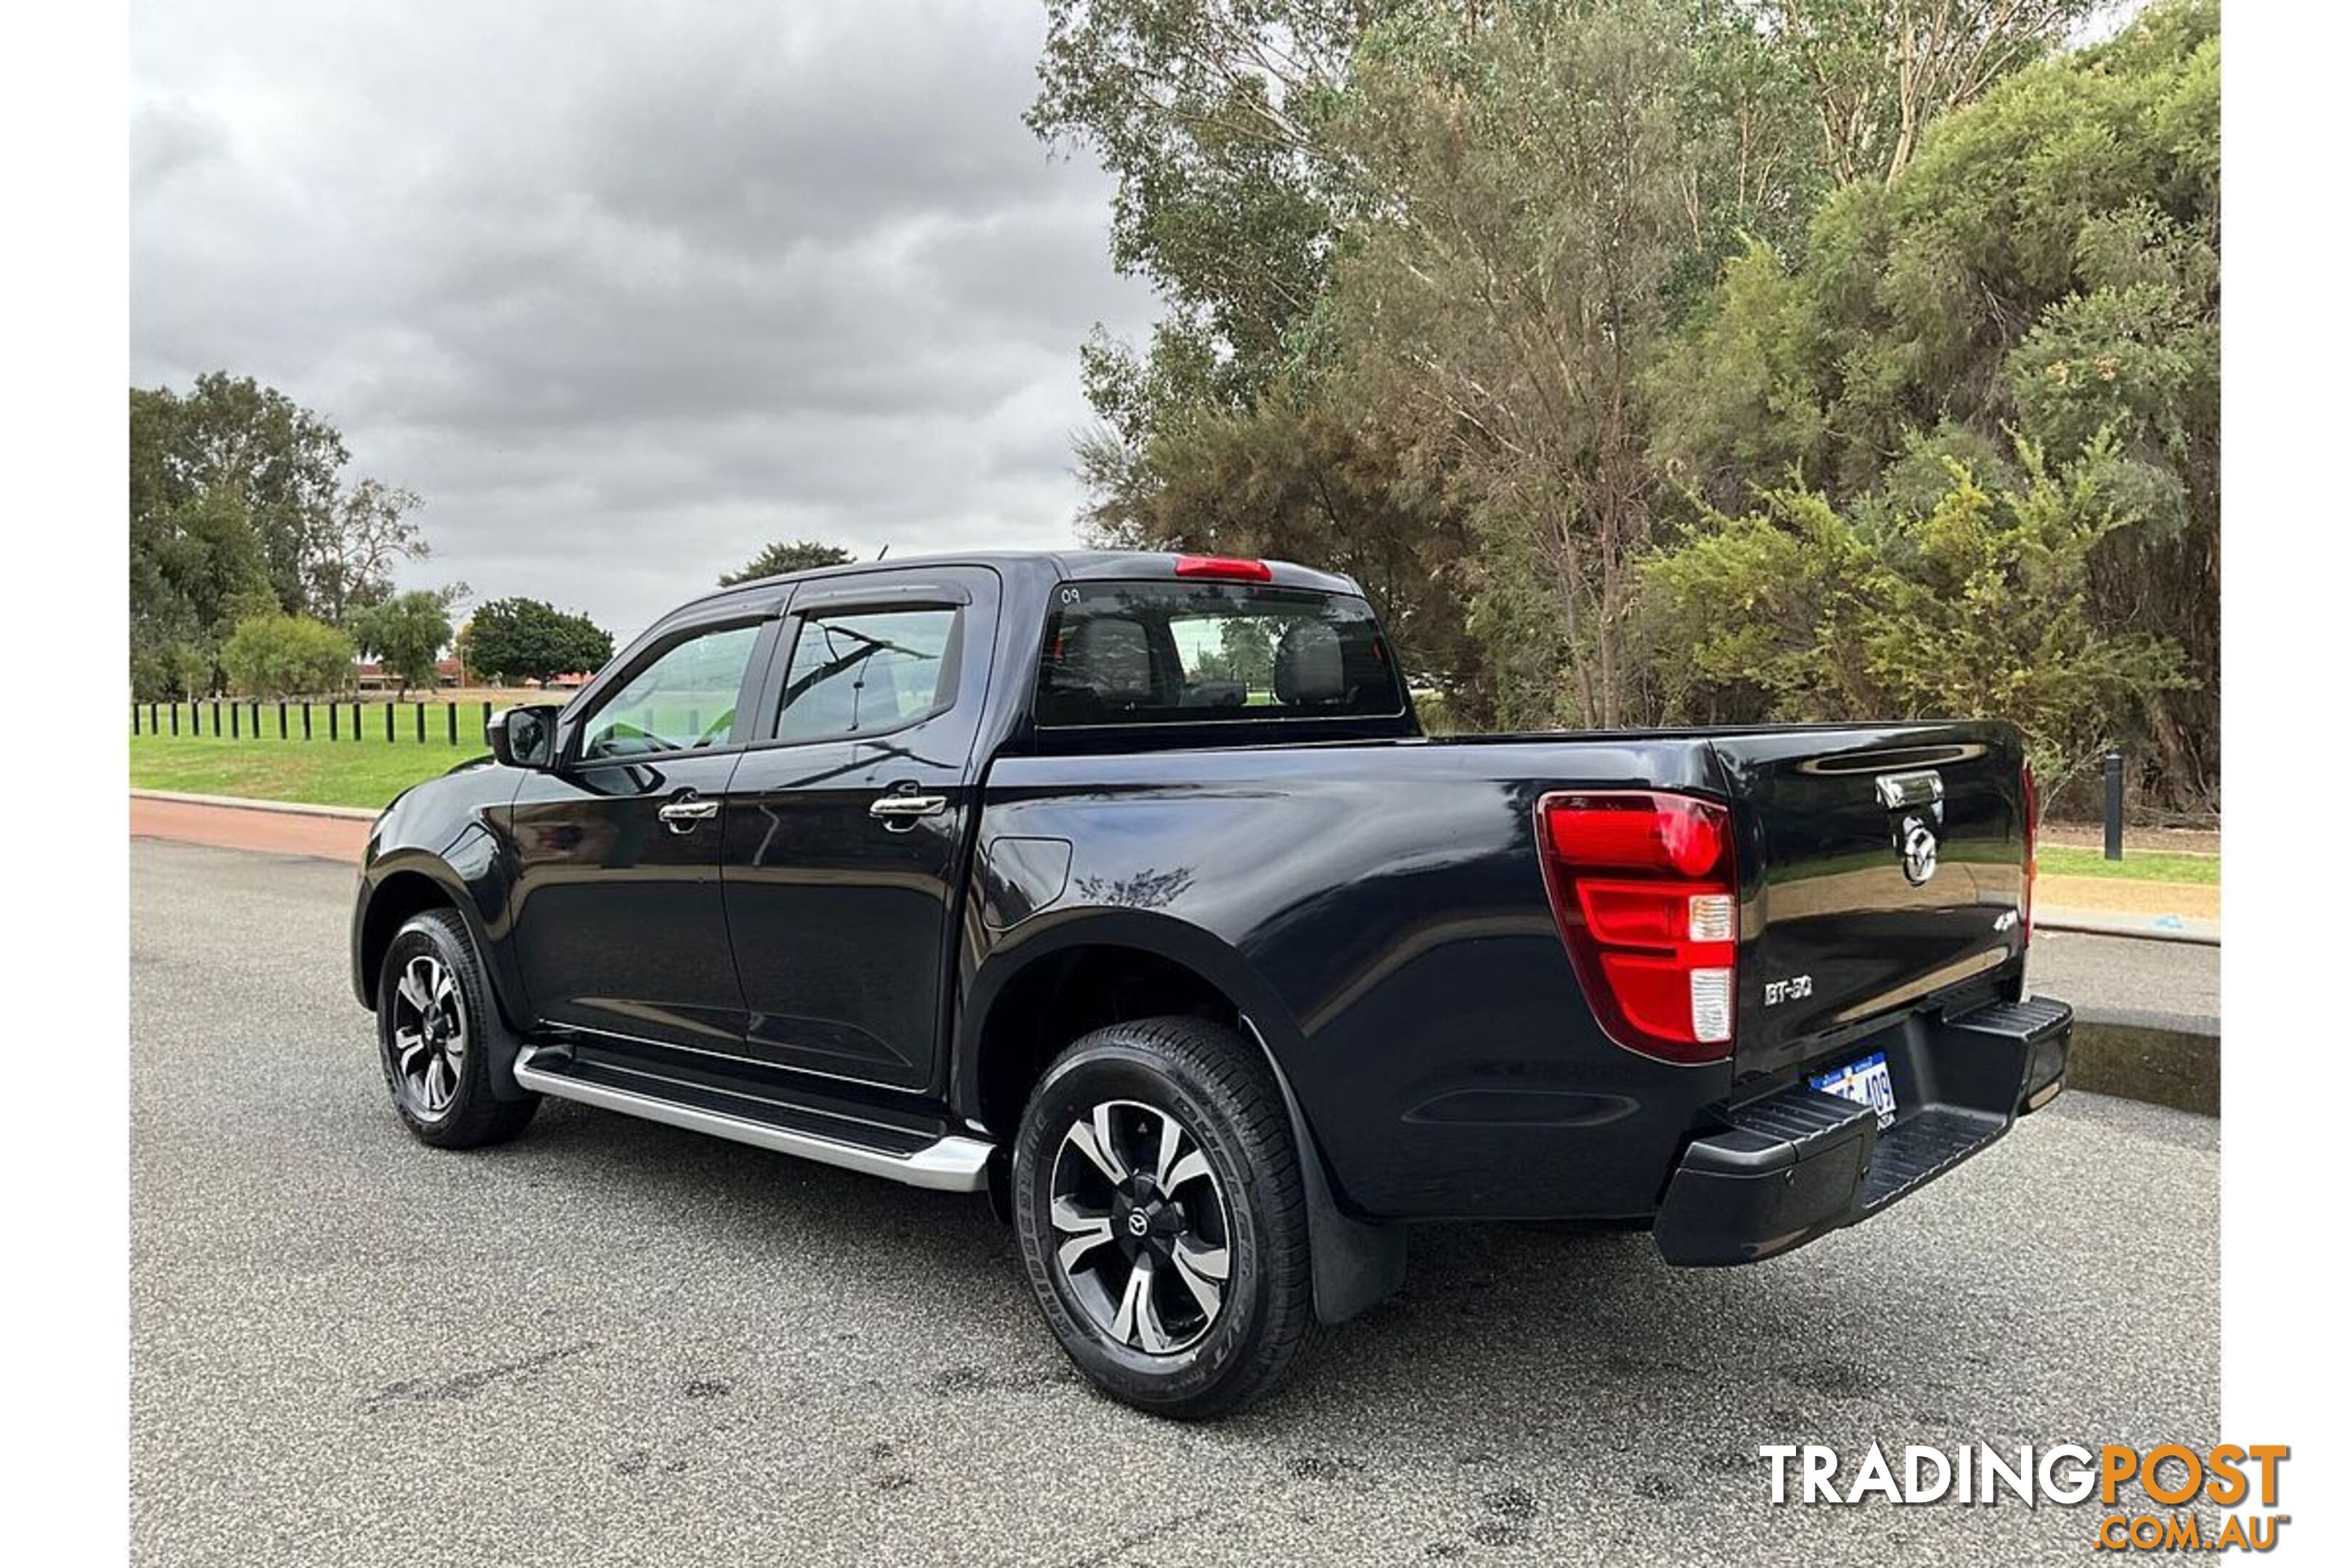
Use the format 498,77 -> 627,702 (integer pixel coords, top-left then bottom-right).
131,840 -> 2218,1567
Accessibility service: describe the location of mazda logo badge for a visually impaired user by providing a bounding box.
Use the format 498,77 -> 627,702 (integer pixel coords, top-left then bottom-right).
1127,1210 -> 1150,1237
1900,814 -> 1939,886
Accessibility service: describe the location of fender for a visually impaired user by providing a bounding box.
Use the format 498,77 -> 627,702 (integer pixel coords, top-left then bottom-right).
955,905 -> 1405,1326
358,836 -> 533,1103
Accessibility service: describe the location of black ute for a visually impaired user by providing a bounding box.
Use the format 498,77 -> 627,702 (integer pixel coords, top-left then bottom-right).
352,550 -> 2070,1416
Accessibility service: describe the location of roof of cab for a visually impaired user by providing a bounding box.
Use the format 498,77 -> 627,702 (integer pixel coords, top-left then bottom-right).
699,549 -> 1363,608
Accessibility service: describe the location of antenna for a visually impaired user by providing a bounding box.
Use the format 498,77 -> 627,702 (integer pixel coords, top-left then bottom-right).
875,544 -> 891,560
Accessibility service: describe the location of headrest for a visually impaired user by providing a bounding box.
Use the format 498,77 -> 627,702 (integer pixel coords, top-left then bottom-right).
1273,621 -> 1344,705
1061,616 -> 1153,701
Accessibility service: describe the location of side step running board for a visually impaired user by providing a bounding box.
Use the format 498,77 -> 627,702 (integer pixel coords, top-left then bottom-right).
513,1047 -> 994,1193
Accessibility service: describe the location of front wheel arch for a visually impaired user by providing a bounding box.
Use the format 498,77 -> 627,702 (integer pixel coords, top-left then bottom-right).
358,868 -> 463,1008
359,863 -> 531,1103
374,907 -> 539,1146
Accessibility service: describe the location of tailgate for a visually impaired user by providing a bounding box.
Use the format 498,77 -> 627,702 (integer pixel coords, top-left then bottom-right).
1713,722 -> 2031,1077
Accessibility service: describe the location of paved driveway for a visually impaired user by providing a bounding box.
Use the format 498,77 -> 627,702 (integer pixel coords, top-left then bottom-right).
131,839 -> 2218,1566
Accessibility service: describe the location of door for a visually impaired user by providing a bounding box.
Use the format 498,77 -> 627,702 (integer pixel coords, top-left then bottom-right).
505,614 -> 775,1051
721,568 -> 998,1090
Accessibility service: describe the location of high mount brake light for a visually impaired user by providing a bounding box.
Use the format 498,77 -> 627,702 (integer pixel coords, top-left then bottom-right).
1535,791 -> 1738,1064
1173,555 -> 1274,581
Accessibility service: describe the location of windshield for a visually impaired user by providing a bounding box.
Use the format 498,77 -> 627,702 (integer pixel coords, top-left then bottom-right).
1034,580 -> 1405,727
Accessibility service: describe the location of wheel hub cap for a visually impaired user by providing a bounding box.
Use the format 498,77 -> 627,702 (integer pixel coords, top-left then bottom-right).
388,953 -> 467,1121
1048,1101 -> 1233,1356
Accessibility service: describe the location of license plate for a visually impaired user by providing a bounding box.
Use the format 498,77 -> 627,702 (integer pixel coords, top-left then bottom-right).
1811,1050 -> 1896,1129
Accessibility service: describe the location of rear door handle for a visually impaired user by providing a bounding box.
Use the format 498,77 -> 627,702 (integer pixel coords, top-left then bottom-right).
658,796 -> 720,833
868,793 -> 948,822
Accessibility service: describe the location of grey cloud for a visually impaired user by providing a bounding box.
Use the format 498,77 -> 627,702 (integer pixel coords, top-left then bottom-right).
131,0 -> 1158,637
130,95 -> 231,187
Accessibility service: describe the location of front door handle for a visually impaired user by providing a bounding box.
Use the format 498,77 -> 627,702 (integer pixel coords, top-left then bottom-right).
658,796 -> 720,833
868,793 -> 948,822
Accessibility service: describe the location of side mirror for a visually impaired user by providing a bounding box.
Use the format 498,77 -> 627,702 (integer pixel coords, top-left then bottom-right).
489,703 -> 562,770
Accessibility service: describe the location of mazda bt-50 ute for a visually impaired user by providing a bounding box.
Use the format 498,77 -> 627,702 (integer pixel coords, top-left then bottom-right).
351,551 -> 2071,1417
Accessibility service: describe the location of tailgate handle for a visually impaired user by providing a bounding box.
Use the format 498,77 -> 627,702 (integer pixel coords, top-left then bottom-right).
1874,770 -> 1945,811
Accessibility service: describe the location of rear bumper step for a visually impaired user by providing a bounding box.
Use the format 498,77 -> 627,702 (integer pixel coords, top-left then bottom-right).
1654,994 -> 2071,1267
513,1046 -> 995,1193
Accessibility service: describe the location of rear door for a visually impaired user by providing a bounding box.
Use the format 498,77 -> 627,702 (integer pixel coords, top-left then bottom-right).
719,567 -> 999,1090
1712,722 -> 2032,1077
505,611 -> 777,1052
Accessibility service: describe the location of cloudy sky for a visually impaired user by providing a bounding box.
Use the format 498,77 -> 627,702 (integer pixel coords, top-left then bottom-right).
131,0 -> 1158,641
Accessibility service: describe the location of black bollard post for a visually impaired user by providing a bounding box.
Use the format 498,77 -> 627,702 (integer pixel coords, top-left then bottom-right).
2103,750 -> 2125,862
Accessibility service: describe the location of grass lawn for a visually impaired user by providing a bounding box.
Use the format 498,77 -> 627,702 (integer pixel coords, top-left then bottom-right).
129,732 -> 481,810
2038,844 -> 2218,886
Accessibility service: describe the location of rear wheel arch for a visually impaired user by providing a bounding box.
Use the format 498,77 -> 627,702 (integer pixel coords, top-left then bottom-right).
959,917 -> 1273,1140
958,918 -> 1405,1326
1012,1014 -> 1315,1415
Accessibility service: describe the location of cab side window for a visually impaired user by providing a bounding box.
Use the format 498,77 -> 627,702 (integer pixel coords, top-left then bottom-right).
775,609 -> 959,743
576,624 -> 761,762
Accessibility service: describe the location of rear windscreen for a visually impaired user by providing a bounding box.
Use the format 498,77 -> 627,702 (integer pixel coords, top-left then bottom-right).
1034,580 -> 1406,727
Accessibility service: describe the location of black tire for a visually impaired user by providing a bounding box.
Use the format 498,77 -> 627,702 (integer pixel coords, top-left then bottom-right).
375,909 -> 539,1150
1012,1016 -> 1318,1418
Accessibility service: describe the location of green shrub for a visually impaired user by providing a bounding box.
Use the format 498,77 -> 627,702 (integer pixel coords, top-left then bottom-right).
1644,436 -> 2189,793
220,612 -> 355,699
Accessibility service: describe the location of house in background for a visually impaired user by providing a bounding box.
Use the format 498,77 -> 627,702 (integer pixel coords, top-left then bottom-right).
354,657 -> 468,693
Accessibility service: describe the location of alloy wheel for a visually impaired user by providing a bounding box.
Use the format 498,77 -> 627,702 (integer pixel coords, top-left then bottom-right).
1048,1099 -> 1233,1355
388,953 -> 467,1121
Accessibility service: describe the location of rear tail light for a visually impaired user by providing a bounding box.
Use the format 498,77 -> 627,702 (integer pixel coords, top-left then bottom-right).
1535,791 -> 1738,1064
1174,554 -> 1274,581
2021,761 -> 2039,942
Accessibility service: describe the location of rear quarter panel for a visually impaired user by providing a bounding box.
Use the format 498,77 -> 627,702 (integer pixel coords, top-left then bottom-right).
962,737 -> 1743,1220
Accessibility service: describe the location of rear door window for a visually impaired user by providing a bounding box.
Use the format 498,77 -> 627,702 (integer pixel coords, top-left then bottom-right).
1035,581 -> 1404,727
775,608 -> 960,742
